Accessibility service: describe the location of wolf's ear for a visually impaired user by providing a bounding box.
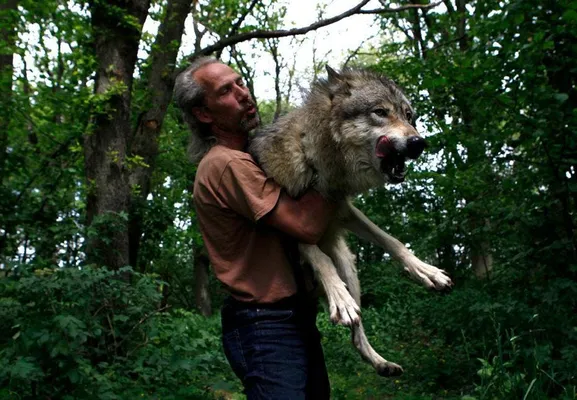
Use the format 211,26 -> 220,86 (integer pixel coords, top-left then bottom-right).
326,65 -> 351,98
326,65 -> 342,82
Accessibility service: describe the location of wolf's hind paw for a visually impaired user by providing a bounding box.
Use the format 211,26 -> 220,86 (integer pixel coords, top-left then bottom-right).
377,361 -> 404,377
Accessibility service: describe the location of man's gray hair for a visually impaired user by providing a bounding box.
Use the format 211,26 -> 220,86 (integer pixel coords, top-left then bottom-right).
174,56 -> 220,164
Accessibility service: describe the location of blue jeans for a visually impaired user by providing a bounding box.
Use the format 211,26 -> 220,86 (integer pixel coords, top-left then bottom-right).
221,295 -> 330,399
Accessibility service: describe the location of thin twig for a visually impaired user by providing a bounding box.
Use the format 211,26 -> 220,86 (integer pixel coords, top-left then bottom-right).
343,31 -> 378,67
107,313 -> 118,355
429,34 -> 466,51
115,305 -> 171,350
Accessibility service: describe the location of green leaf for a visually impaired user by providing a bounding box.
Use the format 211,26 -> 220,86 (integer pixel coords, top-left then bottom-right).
113,314 -> 129,322
562,9 -> 577,23
68,369 -> 80,384
554,93 -> 569,103
10,357 -> 41,380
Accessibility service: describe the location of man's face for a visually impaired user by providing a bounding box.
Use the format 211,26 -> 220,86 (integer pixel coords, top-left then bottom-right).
193,63 -> 260,134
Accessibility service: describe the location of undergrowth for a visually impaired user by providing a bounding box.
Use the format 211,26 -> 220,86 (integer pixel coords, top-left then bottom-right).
0,265 -> 575,399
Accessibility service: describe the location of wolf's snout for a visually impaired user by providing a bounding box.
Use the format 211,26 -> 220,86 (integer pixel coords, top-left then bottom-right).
405,136 -> 427,159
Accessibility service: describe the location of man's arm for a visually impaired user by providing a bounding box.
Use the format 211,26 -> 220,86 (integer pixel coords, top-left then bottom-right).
261,189 -> 337,245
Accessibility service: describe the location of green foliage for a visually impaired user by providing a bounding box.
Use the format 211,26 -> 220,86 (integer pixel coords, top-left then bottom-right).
313,259 -> 576,399
1,0 -> 94,269
0,267 -> 237,399
2,0 -> 577,399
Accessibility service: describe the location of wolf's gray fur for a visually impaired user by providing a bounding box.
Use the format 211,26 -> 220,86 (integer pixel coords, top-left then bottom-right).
251,67 -> 418,198
249,66 -> 452,377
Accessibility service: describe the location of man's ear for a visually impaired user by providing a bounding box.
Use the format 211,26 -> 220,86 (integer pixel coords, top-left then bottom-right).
192,107 -> 213,124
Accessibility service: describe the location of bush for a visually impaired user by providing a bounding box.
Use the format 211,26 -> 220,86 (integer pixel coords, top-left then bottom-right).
1,263 -> 575,399
0,267 -> 238,399
320,260 -> 577,399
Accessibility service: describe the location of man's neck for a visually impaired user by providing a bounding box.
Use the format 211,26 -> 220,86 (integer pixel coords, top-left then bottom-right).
213,127 -> 248,151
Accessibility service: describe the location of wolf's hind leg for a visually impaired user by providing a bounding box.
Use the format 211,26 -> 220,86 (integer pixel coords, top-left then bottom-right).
298,244 -> 360,326
352,323 -> 403,377
321,235 -> 403,377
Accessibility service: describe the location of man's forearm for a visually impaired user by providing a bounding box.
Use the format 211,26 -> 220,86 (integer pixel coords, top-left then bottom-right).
261,190 -> 337,244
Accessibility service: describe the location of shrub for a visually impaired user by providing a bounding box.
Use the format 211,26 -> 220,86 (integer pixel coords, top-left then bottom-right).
0,267 -> 237,399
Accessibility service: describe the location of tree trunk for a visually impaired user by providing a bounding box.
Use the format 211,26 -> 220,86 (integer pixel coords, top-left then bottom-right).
471,242 -> 493,279
542,28 -> 577,262
84,0 -> 149,271
0,0 -> 19,261
0,0 -> 18,177
462,109 -> 494,280
455,1 -> 494,279
128,0 -> 192,269
193,243 -> 212,316
429,1 -> 494,278
267,39 -> 283,121
471,219 -> 493,279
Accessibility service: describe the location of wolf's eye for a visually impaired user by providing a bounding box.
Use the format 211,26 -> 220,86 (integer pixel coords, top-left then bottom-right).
406,110 -> 413,121
372,108 -> 389,118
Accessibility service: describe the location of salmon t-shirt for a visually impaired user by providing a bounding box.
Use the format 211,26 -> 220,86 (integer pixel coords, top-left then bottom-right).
193,145 -> 298,303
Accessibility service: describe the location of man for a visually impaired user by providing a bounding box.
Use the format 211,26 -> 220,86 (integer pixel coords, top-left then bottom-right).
174,57 -> 336,399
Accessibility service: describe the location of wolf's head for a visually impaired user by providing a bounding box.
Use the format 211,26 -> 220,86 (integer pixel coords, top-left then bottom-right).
317,66 -> 425,184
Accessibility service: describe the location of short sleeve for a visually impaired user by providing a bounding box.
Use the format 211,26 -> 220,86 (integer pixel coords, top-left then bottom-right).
217,157 -> 281,222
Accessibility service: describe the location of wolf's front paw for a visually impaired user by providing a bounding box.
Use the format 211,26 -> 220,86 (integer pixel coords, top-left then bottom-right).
326,281 -> 361,326
405,258 -> 453,290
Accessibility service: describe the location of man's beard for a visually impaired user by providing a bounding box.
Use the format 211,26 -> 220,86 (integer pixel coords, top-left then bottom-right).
240,111 -> 260,133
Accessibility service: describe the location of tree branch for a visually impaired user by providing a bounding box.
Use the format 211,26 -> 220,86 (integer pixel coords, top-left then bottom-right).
192,2 -> 443,59
390,17 -> 414,42
421,8 -> 439,47
430,34 -> 466,51
229,45 -> 259,113
443,0 -> 455,14
358,2 -> 441,14
192,0 -> 372,58
191,1 -> 205,53
410,7 -> 427,59
229,0 -> 259,38
216,0 -> 260,58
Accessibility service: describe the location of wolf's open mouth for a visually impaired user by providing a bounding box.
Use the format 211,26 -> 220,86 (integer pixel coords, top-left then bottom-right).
380,154 -> 406,183
376,136 -> 407,184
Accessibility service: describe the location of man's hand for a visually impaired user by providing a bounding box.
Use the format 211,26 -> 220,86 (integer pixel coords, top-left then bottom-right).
261,190 -> 338,244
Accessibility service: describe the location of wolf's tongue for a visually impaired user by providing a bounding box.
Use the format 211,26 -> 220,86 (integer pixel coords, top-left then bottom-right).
376,136 -> 391,158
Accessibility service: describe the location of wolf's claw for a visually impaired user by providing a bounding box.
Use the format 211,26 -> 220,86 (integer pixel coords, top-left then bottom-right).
327,281 -> 361,326
404,257 -> 453,290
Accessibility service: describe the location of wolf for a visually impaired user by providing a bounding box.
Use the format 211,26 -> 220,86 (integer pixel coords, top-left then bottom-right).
249,66 -> 453,377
